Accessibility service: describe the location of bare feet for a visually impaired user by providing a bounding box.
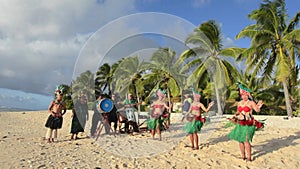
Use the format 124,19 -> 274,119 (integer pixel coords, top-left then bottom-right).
192,147 -> 199,150
46,138 -> 51,143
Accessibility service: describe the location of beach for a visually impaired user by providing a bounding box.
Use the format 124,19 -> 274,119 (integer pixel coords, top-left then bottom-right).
1,111 -> 300,169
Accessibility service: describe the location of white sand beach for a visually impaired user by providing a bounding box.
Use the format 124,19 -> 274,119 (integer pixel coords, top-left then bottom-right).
1,111 -> 300,169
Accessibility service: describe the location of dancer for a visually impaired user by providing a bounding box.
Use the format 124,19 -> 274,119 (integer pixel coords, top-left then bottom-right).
148,89 -> 172,141
228,84 -> 264,162
71,95 -> 89,140
183,90 -> 214,150
45,85 -> 67,143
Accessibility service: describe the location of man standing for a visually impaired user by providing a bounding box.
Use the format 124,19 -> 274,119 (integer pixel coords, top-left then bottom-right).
90,94 -> 104,137
123,93 -> 140,133
181,92 -> 192,122
45,85 -> 67,143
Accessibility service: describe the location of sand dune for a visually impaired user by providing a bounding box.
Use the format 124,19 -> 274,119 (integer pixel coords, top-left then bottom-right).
0,111 -> 299,169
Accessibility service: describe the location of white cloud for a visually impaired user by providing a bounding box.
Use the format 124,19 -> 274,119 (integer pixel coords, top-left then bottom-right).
0,0 -> 136,95
192,0 -> 211,8
223,37 -> 236,48
0,88 -> 52,110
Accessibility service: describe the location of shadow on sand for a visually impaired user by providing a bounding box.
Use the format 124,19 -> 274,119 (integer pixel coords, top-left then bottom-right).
253,131 -> 300,158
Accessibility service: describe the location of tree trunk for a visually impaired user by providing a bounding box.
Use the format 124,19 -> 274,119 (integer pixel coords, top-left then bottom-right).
135,86 -> 140,125
167,87 -> 171,126
282,78 -> 293,117
214,83 -> 223,115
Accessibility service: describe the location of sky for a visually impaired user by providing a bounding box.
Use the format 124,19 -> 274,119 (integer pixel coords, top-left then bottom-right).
0,0 -> 299,110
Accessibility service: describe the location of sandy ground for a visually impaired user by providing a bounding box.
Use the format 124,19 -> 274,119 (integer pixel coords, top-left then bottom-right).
0,110 -> 300,169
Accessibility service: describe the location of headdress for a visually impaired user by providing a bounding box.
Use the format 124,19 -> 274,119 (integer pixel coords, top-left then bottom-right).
156,88 -> 167,97
238,83 -> 251,96
192,88 -> 201,97
55,85 -> 65,95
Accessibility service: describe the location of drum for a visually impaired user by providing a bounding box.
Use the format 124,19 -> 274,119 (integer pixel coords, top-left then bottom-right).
98,98 -> 113,113
125,108 -> 136,122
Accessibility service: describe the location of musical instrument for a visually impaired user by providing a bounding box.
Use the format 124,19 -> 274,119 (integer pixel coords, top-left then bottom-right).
98,98 -> 113,113
125,108 -> 136,122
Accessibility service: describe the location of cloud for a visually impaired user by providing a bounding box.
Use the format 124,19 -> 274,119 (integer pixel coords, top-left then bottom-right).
191,0 -> 211,8
0,0 -> 136,95
0,88 -> 52,110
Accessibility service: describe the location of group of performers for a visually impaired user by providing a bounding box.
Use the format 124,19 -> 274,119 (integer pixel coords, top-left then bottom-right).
45,84 -> 264,162
45,85 -> 90,142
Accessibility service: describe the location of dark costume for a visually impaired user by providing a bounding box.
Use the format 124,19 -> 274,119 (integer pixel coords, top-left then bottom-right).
91,99 -> 102,136
71,101 -> 88,134
108,105 -> 118,131
45,115 -> 63,129
45,100 -> 64,129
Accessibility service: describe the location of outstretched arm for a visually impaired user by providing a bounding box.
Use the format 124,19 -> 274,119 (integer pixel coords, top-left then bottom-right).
200,101 -> 214,113
251,100 -> 263,113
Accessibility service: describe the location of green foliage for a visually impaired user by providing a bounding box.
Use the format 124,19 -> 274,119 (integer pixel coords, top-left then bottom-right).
65,99 -> 74,110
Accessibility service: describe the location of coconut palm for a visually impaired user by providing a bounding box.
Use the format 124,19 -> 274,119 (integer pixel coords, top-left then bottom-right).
72,70 -> 95,102
179,20 -> 241,115
235,0 -> 300,117
95,62 -> 119,96
112,56 -> 144,107
142,48 -> 186,105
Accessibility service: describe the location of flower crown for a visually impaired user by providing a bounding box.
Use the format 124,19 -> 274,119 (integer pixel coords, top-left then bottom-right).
192,88 -> 201,96
156,88 -> 167,96
238,83 -> 251,96
55,85 -> 65,95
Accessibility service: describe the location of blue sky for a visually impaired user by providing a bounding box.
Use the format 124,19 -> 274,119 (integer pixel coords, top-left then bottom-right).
0,0 -> 299,110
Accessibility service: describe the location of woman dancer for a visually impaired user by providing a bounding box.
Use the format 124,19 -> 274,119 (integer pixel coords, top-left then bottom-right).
71,95 -> 89,140
183,90 -> 214,150
148,89 -> 171,141
228,84 -> 264,161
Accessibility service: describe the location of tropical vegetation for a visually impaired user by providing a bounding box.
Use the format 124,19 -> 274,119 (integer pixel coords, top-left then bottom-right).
63,0 -> 299,116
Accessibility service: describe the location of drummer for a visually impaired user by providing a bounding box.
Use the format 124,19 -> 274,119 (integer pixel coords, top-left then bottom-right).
122,93 -> 140,133
91,94 -> 104,137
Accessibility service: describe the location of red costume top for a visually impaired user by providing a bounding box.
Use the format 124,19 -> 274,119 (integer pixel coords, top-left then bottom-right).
237,106 -> 251,112
191,106 -> 200,111
153,104 -> 164,108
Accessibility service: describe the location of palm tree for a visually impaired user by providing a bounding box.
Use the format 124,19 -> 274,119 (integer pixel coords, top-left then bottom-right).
290,66 -> 300,112
142,48 -> 186,106
179,20 -> 241,115
112,56 -> 144,106
72,70 -> 95,102
235,0 -> 300,117
95,62 -> 119,96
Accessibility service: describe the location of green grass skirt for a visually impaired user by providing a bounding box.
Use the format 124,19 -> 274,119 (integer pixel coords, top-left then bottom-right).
147,117 -> 163,130
183,120 -> 203,134
228,124 -> 256,142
